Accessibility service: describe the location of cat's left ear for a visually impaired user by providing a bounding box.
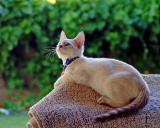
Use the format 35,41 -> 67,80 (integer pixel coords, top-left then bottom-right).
60,30 -> 67,42
74,32 -> 85,48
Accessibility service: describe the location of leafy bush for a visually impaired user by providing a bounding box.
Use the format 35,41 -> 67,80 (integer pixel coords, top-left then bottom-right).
1,0 -> 160,109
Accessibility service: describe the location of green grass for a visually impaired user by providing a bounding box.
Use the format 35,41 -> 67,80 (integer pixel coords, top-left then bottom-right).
0,111 -> 28,128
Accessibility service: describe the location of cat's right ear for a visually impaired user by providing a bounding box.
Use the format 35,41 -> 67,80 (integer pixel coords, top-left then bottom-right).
60,30 -> 67,42
74,32 -> 85,48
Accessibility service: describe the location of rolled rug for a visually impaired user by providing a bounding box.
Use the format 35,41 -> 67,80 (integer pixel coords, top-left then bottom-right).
27,75 -> 160,128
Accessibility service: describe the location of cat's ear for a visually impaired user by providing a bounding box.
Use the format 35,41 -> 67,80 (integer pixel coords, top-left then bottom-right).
60,30 -> 67,42
74,32 -> 85,48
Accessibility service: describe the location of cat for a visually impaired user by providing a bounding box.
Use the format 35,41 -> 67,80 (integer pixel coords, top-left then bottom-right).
54,31 -> 150,121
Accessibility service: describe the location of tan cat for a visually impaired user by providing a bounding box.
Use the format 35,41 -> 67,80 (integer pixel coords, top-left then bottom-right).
54,31 -> 150,121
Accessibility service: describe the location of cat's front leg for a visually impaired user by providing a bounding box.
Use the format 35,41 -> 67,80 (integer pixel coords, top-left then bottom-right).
54,75 -> 71,88
54,77 -> 63,88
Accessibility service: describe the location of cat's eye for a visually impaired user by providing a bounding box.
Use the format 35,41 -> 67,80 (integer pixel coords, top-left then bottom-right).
64,43 -> 70,47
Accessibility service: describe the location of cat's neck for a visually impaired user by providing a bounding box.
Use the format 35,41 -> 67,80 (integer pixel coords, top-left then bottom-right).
62,55 -> 84,65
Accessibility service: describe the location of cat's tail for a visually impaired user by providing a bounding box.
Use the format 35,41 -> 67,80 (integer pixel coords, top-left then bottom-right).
94,84 -> 149,122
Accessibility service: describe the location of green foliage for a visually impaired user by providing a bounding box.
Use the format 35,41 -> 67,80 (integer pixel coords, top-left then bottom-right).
1,0 -> 160,109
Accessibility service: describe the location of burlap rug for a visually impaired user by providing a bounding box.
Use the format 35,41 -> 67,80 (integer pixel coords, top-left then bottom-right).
28,75 -> 160,128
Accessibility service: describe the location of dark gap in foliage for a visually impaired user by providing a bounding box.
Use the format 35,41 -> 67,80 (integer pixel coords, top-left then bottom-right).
101,40 -> 111,58
128,37 -> 144,56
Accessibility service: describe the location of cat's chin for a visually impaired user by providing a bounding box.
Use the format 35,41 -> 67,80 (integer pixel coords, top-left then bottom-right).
56,53 -> 67,60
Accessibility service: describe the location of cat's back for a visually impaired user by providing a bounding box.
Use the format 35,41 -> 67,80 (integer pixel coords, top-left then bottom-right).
80,57 -> 138,74
83,57 -> 124,67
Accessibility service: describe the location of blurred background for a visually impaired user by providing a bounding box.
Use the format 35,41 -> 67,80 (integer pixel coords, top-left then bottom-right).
0,0 -> 160,127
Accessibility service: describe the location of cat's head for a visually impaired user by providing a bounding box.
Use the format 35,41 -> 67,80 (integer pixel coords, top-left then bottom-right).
56,31 -> 85,60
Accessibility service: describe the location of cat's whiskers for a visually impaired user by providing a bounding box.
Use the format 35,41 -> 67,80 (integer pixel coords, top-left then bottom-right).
44,46 -> 57,59
44,46 -> 56,51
